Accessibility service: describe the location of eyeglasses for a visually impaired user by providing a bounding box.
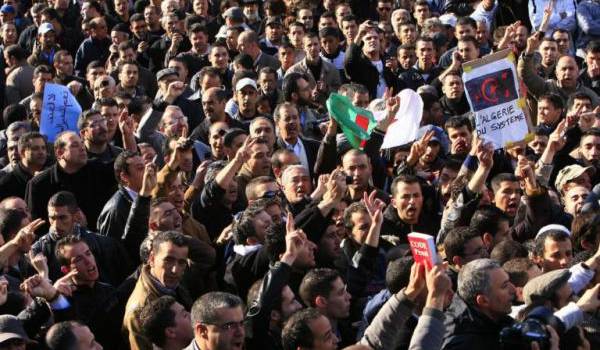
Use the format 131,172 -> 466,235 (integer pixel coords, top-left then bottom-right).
260,190 -> 282,199
204,319 -> 246,331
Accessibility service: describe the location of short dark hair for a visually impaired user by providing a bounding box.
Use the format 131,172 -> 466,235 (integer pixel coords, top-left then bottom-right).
490,240 -> 528,265
188,22 -> 208,36
86,60 -> 105,73
151,231 -> 188,254
4,45 -> 27,61
444,226 -> 482,262
490,173 -> 519,193
539,93 -> 564,110
299,268 -> 340,307
458,35 -> 479,48
391,174 -> 420,197
46,321 -> 84,350
0,208 -> 28,242
533,229 -> 571,258
586,40 -> 600,54
445,116 -> 473,132
567,92 -> 594,111
385,256 -> 414,294
76,109 -> 102,130
233,53 -> 255,70
97,97 -> 118,109
571,212 -> 600,252
55,235 -> 87,266
282,72 -> 309,102
503,258 -> 535,287
17,131 -> 46,154
114,150 -> 140,184
48,191 -> 78,212
282,308 -> 323,350
456,16 -> 477,28
470,205 -> 510,239
343,202 -> 368,229
232,202 -> 267,244
40,7 -> 59,20
34,64 -> 54,77
139,296 -> 177,347
191,292 -> 243,325
129,12 -> 144,23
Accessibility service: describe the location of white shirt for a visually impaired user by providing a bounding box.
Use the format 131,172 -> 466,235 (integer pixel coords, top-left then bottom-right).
283,137 -> 309,170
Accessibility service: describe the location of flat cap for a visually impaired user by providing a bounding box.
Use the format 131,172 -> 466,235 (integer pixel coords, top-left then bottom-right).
156,68 -> 178,82
523,269 -> 571,305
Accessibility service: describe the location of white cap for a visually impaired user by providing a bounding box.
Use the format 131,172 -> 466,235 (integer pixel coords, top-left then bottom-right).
235,77 -> 257,92
439,14 -> 457,28
536,224 -> 571,239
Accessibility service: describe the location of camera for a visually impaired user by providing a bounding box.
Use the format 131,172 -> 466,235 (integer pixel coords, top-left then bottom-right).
499,306 -> 564,350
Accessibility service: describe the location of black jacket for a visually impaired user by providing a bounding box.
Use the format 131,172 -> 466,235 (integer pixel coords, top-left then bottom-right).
0,162 -> 34,199
380,203 -> 441,244
25,160 -> 117,232
97,187 -> 134,240
442,295 -> 514,350
275,136 -> 320,179
344,43 -> 404,99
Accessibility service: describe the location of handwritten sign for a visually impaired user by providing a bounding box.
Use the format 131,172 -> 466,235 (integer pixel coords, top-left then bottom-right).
462,50 -> 528,149
40,83 -> 82,143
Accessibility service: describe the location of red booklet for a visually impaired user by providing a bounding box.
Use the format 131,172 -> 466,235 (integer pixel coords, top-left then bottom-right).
407,232 -> 441,269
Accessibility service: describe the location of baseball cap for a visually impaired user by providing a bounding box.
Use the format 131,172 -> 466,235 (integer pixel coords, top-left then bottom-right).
38,22 -> 55,35
554,164 -> 595,193
235,77 -> 257,92
156,68 -> 179,82
0,4 -> 15,14
0,315 -> 30,344
439,13 -> 457,28
223,7 -> 244,21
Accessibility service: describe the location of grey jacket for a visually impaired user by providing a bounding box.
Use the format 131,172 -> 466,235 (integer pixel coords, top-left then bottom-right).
286,57 -> 342,95
409,307 -> 446,350
359,290 -> 416,350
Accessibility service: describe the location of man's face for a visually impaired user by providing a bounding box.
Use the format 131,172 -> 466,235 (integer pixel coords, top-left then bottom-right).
210,46 -> 229,69
492,220 -> 512,247
580,135 -> 600,164
586,50 -> 600,78
48,205 -> 75,236
540,237 -> 572,271
413,4 -> 429,25
556,57 -> 579,88
266,23 -> 283,42
397,48 -> 415,70
307,315 -> 338,350
553,32 -> 570,54
149,240 -> 188,289
513,26 -> 528,50
82,114 -> 108,145
34,72 -> 54,93
258,72 -> 277,94
342,153 -> 371,190
457,41 -> 479,61
91,19 -> 108,39
280,286 -> 302,320
63,241 -> 99,284
278,47 -> 295,69
114,0 -> 128,16
461,237 -> 489,266
152,202 -> 183,232
416,40 -> 434,66
236,86 -> 258,115
455,24 -> 474,40
318,16 -> 337,30
1,24 -> 15,44
294,78 -> 311,106
190,30 -> 208,52
30,98 -> 42,124
475,22 -> 488,46
363,29 -> 380,54
564,185 -> 589,216
283,167 -> 311,203
167,176 -> 186,211
483,268 -> 515,317
200,307 -> 245,350
209,122 -> 228,159
392,181 -> 423,224
400,24 -> 416,45
537,99 -> 562,126
118,63 -> 139,88
349,211 -> 370,245
493,181 -> 521,217
442,75 -> 464,99
56,55 -> 74,76
246,143 -> 270,176
539,40 -> 558,67
130,19 -> 147,39
72,324 -> 102,350
22,137 -> 47,168
250,119 -> 275,147
192,0 -> 208,16
303,36 -> 321,61
277,106 -> 300,142
447,125 -> 471,155
144,7 -> 160,26
528,135 -> 548,155
319,225 -> 342,262
164,16 -> 182,37
58,133 -> 87,167
169,302 -> 194,345
161,109 -> 187,138
6,140 -> 18,164
202,91 -> 225,120
341,20 -> 357,42
438,166 -> 458,200
86,67 -> 106,88
352,92 -> 370,108
298,9 -> 313,30
99,105 -> 118,138
324,277 -> 351,320
288,24 -> 305,47
122,155 -> 145,192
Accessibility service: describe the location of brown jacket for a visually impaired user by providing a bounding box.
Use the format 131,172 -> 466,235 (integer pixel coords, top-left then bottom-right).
123,265 -> 192,350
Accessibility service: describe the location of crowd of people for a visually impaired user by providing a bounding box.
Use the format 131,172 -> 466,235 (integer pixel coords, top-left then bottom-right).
0,0 -> 600,349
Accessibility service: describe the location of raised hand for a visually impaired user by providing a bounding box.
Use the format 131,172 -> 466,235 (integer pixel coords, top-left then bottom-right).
234,136 -> 255,164
14,218 -> 44,251
53,269 -> 79,297
425,263 -> 452,302
475,137 -> 494,169
118,109 -> 134,135
165,81 -> 185,103
140,162 -> 157,197
407,130 -> 434,166
363,190 -> 386,225
525,32 -> 543,55
29,252 -> 49,279
404,262 -> 426,301
21,274 -> 57,301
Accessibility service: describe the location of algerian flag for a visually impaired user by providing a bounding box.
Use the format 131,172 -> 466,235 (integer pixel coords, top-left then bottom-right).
326,93 -> 377,150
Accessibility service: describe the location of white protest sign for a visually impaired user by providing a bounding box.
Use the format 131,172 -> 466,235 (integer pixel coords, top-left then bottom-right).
462,50 -> 528,149
377,89 -> 423,149
39,83 -> 82,143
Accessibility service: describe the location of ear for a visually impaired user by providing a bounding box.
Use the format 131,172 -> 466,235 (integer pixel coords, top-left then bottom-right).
270,310 -> 281,323
314,295 -> 327,309
390,197 -> 397,209
482,232 -> 493,250
452,255 -> 462,268
195,323 -> 208,339
164,326 -> 177,339
515,286 -> 524,302
532,254 -> 543,266
147,249 -> 156,267
475,294 -> 489,309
